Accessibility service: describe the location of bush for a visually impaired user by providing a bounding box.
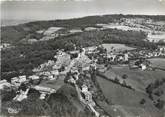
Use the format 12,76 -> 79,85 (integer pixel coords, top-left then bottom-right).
122,74 -> 128,79
114,77 -> 120,83
140,98 -> 146,105
155,99 -> 165,110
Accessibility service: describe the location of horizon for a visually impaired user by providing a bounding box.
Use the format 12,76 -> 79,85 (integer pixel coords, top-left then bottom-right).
1,0 -> 165,21
1,13 -> 165,27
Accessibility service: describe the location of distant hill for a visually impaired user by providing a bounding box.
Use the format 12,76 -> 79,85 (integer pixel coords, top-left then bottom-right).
1,14 -> 163,80
1,19 -> 33,27
1,14 -> 165,44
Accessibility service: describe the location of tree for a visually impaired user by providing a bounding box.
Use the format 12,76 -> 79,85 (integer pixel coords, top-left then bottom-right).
1,89 -> 16,102
155,99 -> 165,110
47,93 -> 77,117
114,77 -> 119,83
21,98 -> 51,116
122,80 -> 127,86
140,98 -> 146,105
122,74 -> 128,79
154,89 -> 163,97
27,88 -> 41,100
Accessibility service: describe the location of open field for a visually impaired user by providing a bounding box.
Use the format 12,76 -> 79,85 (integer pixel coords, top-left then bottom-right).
147,32 -> 165,43
102,44 -> 135,53
39,75 -> 65,90
97,24 -> 150,32
104,65 -> 165,92
96,75 -> 162,117
148,58 -> 165,69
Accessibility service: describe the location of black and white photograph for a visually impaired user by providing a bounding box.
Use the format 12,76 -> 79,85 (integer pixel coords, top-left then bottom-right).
1,0 -> 165,117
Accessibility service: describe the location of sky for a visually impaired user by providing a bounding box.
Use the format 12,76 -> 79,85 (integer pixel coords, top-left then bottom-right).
1,0 -> 165,21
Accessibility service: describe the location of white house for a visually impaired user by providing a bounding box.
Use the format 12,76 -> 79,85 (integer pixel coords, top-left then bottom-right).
40,93 -> 47,100
34,85 -> 55,94
13,88 -> 29,102
28,75 -> 40,80
140,64 -> 147,70
19,75 -> 27,83
11,76 -> 27,87
124,53 -> 129,61
0,80 -> 11,89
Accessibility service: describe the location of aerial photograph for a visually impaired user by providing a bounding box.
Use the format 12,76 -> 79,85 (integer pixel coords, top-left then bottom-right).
0,0 -> 165,117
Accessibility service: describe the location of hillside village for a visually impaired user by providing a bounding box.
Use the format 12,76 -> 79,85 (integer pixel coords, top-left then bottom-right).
1,15 -> 165,117
1,41 -> 165,116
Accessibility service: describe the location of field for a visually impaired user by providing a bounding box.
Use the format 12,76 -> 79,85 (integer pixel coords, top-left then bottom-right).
96,76 -> 162,117
105,65 -> 165,92
102,44 -> 135,53
148,58 -> 165,69
39,75 -> 65,90
147,32 -> 165,43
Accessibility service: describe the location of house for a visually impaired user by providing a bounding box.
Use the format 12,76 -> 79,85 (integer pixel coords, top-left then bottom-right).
34,85 -> 55,94
85,27 -> 98,31
13,88 -> 29,102
11,77 -> 20,87
107,54 -> 117,62
11,76 -> 27,87
85,46 -> 98,54
69,29 -> 82,33
54,51 -> 71,68
70,67 -> 79,74
124,53 -> 129,61
69,50 -> 79,59
90,62 -> 97,70
51,70 -> 59,76
81,84 -> 95,106
36,30 -> 44,34
40,93 -> 47,100
53,64 -> 61,70
18,76 -> 27,83
28,75 -> 39,80
0,80 -> 11,90
129,58 -> 150,70
0,43 -> 10,49
117,55 -> 124,62
97,64 -> 107,73
82,66 -> 90,71
81,84 -> 88,93
28,39 -> 38,44
68,77 -> 76,84
48,75 -> 54,80
140,64 -> 147,70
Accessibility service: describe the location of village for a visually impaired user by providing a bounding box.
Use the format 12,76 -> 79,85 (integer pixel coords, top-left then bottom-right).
1,41 -> 165,116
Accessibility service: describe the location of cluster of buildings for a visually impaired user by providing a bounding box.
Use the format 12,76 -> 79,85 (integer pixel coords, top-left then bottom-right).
3,47 -> 95,104
0,79 -> 11,90
0,43 -> 12,50
106,52 -> 129,63
66,66 -> 100,117
1,40 -> 165,116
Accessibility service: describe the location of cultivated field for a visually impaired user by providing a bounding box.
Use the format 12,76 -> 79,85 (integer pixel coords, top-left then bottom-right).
147,32 -> 165,43
39,75 -> 65,90
102,44 -> 135,53
96,76 -> 162,117
109,65 -> 165,92
148,58 -> 165,69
